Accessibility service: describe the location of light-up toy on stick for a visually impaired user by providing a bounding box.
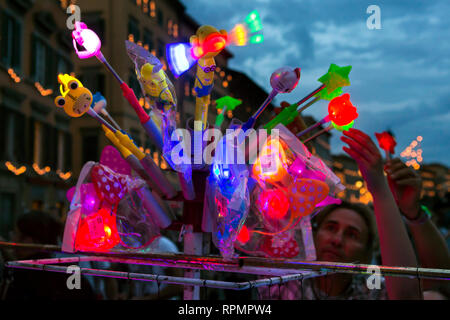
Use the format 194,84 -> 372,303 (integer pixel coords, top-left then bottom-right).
125,41 -> 194,200
207,128 -> 251,260
166,11 -> 264,132
296,93 -> 358,139
72,21 -> 163,150
102,126 -> 177,200
376,131 -> 397,161
214,96 -> 242,128
375,130 -> 399,202
55,74 -> 116,133
242,67 -> 300,131
264,64 -> 351,133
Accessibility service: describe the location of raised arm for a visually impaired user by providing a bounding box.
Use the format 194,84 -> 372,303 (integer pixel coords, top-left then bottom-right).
385,158 -> 450,293
341,128 -> 422,299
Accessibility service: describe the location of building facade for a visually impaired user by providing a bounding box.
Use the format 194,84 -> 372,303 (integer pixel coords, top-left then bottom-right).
0,0 -> 75,239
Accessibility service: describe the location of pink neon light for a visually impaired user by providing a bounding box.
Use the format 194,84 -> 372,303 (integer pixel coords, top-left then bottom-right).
72,22 -> 102,59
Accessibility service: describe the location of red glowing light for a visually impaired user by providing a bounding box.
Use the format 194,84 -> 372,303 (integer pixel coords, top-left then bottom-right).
75,207 -> 120,252
191,33 -> 227,59
327,93 -> 358,126
237,225 -> 250,244
375,131 -> 397,154
258,189 -> 290,220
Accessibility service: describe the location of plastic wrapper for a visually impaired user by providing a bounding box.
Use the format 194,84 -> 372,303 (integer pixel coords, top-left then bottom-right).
234,124 -> 344,259
126,41 -> 193,200
206,128 -> 251,260
62,162 -> 161,253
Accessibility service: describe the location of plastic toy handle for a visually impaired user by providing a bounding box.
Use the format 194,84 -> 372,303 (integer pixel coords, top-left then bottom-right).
102,125 -> 132,159
115,130 -> 145,160
264,103 -> 297,132
215,112 -> 225,128
120,83 -> 150,124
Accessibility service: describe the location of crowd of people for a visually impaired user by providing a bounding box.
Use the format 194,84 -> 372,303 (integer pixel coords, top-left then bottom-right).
0,112 -> 449,300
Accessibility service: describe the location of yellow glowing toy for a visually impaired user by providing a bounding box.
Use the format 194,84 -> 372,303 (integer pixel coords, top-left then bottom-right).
190,25 -> 228,131
55,74 -> 93,118
139,63 -> 175,112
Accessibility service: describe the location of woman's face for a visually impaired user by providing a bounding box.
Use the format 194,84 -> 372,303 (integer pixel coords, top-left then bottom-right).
314,208 -> 370,263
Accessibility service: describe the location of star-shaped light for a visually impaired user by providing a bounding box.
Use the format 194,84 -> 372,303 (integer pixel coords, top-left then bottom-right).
215,96 -> 242,111
376,131 -> 397,154
318,64 -> 352,93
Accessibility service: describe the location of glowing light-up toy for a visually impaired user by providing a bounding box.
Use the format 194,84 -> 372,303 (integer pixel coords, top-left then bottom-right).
214,96 -> 242,128
296,93 -> 358,139
242,67 -> 300,132
55,74 -> 117,133
376,131 -> 397,161
265,64 -> 352,133
126,40 -> 194,200
166,11 -> 264,132
166,10 -> 264,78
72,21 -> 163,150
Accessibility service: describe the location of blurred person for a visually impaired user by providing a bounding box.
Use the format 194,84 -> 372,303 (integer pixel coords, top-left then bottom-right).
3,210 -> 96,300
261,129 -> 422,299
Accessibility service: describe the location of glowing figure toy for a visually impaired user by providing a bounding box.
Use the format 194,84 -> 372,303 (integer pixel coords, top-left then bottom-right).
190,25 -> 228,131
54,74 -> 92,117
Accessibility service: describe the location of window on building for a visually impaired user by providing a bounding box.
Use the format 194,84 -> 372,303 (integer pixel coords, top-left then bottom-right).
80,67 -> 105,94
157,39 -> 165,58
31,34 -> 55,88
33,121 -> 43,165
0,10 -> 22,70
157,9 -> 163,27
83,12 -> 105,45
56,54 -> 73,75
57,131 -> 65,172
143,28 -> 154,51
82,132 -> 99,164
128,16 -> 140,42
0,193 -> 15,240
3,110 -> 26,163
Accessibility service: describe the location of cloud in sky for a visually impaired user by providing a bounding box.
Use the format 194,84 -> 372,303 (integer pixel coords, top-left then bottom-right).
180,0 -> 450,166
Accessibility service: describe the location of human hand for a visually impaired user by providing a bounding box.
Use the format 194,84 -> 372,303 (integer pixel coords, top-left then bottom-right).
384,158 -> 422,219
341,128 -> 387,193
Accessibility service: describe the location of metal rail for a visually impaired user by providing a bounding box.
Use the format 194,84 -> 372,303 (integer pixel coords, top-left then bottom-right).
6,257 -> 325,291
2,242 -> 449,280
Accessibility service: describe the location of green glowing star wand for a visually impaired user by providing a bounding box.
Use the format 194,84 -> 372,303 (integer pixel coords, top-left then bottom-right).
214,96 -> 242,128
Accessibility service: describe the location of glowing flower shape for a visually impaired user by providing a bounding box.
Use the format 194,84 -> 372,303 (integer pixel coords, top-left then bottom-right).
376,131 -> 397,154
257,188 -> 290,220
328,93 -> 358,126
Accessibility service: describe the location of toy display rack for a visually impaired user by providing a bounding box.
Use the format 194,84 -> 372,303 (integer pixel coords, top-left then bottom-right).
2,242 -> 449,299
